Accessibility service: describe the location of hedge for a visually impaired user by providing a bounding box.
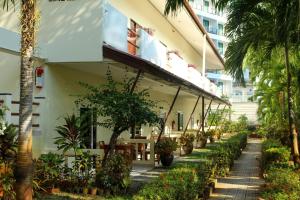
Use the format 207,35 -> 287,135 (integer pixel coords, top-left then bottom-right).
261,139 -> 290,171
133,132 -> 248,200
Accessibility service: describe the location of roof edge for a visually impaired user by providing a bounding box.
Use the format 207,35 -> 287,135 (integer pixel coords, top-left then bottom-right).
183,0 -> 225,67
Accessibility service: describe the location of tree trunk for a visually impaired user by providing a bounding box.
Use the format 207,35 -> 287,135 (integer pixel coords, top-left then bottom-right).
101,128 -> 122,167
15,1 -> 36,200
284,41 -> 300,164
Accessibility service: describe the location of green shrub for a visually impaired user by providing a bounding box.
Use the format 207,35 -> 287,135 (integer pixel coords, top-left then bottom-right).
261,139 -> 290,171
134,133 -> 248,199
134,165 -> 203,200
96,153 -> 131,195
262,167 -> 300,200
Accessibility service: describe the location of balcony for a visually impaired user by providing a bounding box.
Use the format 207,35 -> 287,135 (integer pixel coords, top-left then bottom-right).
102,3 -> 219,97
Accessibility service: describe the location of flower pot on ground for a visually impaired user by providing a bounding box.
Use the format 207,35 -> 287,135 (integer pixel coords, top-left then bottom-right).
160,153 -> 174,166
90,187 -> 98,195
195,133 -> 207,148
155,137 -> 178,167
179,133 -> 195,155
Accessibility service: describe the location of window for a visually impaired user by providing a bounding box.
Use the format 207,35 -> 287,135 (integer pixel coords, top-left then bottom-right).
177,112 -> 184,131
218,42 -> 224,55
203,19 -> 210,31
218,24 -> 224,36
80,108 -> 97,149
204,0 -> 209,12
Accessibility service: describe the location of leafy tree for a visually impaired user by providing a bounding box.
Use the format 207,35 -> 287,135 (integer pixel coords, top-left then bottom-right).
76,70 -> 159,166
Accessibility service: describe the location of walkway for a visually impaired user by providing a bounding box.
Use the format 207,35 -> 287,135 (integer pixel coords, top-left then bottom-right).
209,138 -> 264,200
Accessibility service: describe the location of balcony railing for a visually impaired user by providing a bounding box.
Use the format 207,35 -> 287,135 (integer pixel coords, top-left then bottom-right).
190,3 -> 226,17
103,3 -> 220,97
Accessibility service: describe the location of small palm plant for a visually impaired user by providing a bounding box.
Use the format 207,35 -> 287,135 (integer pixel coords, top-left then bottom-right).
54,114 -> 87,158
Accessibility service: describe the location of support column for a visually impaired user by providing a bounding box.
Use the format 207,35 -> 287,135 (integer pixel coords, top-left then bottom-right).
0,93 -> 12,123
215,105 -> 227,129
208,103 -> 221,131
197,97 -> 213,136
156,86 -> 181,144
130,70 -> 142,94
202,34 -> 207,76
183,95 -> 201,135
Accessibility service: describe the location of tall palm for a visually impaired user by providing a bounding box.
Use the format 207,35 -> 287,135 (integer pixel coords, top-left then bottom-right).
2,0 -> 36,199
165,0 -> 300,163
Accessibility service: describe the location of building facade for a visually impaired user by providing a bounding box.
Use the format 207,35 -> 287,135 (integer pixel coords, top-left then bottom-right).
0,0 -> 229,159
190,0 -> 258,123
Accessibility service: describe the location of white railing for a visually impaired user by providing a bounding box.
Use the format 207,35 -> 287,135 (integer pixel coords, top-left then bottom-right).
230,94 -> 254,103
123,139 -> 155,166
102,4 -> 220,97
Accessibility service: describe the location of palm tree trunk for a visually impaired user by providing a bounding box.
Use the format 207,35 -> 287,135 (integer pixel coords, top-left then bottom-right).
284,41 -> 300,164
15,1 -> 36,200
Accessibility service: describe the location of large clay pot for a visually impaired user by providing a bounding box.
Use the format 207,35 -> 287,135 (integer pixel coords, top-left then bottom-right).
182,144 -> 193,155
160,153 -> 174,166
196,137 -> 207,148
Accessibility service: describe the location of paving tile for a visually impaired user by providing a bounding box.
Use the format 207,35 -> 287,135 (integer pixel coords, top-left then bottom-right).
209,138 -> 264,200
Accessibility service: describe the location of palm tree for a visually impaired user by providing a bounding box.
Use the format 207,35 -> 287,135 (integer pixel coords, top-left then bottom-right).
2,0 -> 36,199
165,0 -> 300,163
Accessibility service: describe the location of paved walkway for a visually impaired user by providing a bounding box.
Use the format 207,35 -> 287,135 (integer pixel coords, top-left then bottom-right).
209,138 -> 264,200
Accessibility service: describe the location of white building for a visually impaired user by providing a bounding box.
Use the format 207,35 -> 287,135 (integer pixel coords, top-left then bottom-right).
190,0 -> 258,124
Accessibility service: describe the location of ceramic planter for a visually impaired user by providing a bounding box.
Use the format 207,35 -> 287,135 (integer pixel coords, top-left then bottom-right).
160,153 -> 174,166
181,144 -> 194,155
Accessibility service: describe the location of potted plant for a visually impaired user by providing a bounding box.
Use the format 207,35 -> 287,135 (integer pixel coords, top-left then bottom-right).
195,132 -> 207,148
179,133 -> 195,155
155,137 -> 177,166
36,153 -> 64,193
89,182 -> 98,196
77,151 -> 94,195
207,130 -> 217,143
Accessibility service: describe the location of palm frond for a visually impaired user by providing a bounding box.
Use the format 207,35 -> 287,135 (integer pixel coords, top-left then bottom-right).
2,0 -> 15,11
164,0 -> 185,16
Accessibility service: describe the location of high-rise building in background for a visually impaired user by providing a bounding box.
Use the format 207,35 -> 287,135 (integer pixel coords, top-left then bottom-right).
190,0 -> 258,123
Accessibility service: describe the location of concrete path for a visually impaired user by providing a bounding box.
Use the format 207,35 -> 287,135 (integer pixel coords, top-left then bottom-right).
209,138 -> 264,200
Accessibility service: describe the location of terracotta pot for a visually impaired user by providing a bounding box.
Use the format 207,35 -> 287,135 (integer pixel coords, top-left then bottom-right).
196,137 -> 207,148
160,153 -> 174,166
0,186 -> 3,197
49,188 -> 60,194
182,144 -> 193,155
90,187 -> 98,195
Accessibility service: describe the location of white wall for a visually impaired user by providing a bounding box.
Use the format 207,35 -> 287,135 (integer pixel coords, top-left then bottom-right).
37,0 -> 105,62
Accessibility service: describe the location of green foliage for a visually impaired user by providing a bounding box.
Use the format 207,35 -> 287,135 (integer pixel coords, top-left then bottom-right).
134,166 -> 202,200
134,133 -> 247,200
34,153 -> 64,189
208,133 -> 248,176
155,137 -> 178,155
76,151 -> 94,186
76,70 -> 159,132
54,114 -> 86,155
0,172 -> 16,200
0,123 -> 17,167
262,167 -> 300,200
261,139 -> 291,171
96,153 -> 131,195
179,133 -> 195,147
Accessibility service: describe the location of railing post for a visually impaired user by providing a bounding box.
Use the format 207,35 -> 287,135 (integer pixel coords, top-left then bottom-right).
0,93 -> 12,123
183,95 -> 201,135
156,86 -> 181,144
